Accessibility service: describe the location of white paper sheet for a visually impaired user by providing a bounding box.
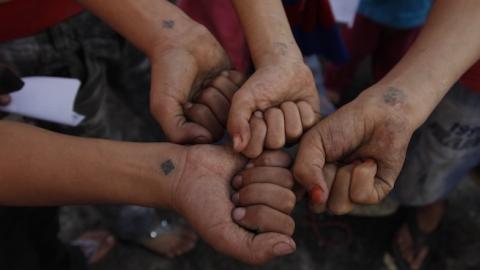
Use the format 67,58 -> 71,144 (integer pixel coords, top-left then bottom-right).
329,0 -> 360,28
0,76 -> 85,126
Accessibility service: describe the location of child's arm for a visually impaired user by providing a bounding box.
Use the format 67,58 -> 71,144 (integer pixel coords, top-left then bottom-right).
294,0 -> 480,208
77,0 -> 231,144
229,0 -> 320,152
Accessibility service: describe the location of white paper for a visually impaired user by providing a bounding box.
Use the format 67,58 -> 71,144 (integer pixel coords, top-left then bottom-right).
0,76 -> 85,126
329,0 -> 360,28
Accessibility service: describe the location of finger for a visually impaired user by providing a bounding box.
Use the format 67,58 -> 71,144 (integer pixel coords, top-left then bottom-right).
233,166 -> 294,189
309,163 -> 337,213
232,205 -> 295,236
208,72 -> 238,101
0,65 -> 23,95
0,95 -> 11,106
232,183 -> 296,214
293,126 -> 329,204
196,87 -> 231,125
224,70 -> 246,87
350,159 -> 379,204
184,103 -> 224,142
327,164 -> 355,215
150,56 -> 213,144
297,101 -> 318,130
280,102 -> 302,143
242,111 -> 267,158
264,108 -> 286,149
249,149 -> 292,168
228,88 -> 258,152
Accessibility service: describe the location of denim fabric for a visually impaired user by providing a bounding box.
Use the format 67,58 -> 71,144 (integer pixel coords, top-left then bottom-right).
394,83 -> 480,206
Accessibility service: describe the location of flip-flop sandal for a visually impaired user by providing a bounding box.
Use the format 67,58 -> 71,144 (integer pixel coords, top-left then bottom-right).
71,230 -> 116,264
392,210 -> 444,270
306,208 -> 353,248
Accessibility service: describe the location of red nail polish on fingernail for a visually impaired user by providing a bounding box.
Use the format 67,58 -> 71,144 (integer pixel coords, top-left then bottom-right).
310,185 -> 324,204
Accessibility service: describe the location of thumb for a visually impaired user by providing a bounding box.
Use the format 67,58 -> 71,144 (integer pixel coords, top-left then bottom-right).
209,224 -> 296,265
293,127 -> 329,204
150,55 -> 213,144
228,89 -> 256,152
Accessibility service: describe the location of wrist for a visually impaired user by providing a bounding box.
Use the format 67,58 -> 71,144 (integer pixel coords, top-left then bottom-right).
357,81 -> 431,131
98,141 -> 188,210
253,42 -> 303,68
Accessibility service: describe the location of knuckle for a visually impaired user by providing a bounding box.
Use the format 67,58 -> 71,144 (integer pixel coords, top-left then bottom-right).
328,202 -> 350,215
283,191 -> 296,213
285,217 -> 295,235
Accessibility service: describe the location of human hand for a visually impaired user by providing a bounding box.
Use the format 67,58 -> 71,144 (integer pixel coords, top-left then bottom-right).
170,145 -> 296,265
293,87 -> 416,211
228,59 -> 320,154
231,150 -> 296,236
184,70 -> 245,142
149,23 -> 232,144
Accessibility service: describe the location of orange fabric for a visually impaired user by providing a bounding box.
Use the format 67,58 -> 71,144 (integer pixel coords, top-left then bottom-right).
0,0 -> 83,42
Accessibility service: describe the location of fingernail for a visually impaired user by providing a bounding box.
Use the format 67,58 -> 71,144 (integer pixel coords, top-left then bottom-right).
194,136 -> 209,144
233,136 -> 241,151
232,175 -> 243,188
310,185 -> 324,204
231,193 -> 240,203
221,71 -> 229,77
352,160 -> 361,166
254,110 -> 263,118
272,242 -> 295,256
246,162 -> 254,169
365,159 -> 375,166
184,102 -> 193,109
232,207 -> 246,221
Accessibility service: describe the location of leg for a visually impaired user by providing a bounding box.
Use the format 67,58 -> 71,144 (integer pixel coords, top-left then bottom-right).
393,83 -> 480,269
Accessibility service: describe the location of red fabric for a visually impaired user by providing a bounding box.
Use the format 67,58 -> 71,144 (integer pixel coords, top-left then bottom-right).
459,61 -> 480,92
324,14 -> 420,93
0,0 -> 83,42
285,0 -> 336,31
178,0 -> 250,73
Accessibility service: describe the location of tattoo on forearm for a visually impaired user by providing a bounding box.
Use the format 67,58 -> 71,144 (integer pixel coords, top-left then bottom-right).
272,42 -> 288,56
162,20 -> 175,29
161,160 -> 175,175
384,87 -> 407,106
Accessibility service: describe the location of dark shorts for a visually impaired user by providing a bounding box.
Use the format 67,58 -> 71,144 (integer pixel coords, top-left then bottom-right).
393,83 -> 480,206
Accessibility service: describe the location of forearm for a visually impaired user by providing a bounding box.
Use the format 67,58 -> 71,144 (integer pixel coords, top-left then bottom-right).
0,120 -> 185,208
77,0 -> 198,58
232,0 -> 303,67
363,0 -> 480,128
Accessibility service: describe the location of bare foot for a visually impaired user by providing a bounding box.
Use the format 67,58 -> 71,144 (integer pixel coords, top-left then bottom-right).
141,222 -> 198,258
72,230 -> 116,264
395,223 -> 430,270
394,201 -> 445,270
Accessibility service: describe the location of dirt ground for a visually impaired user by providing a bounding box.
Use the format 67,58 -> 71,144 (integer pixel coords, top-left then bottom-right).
59,172 -> 480,270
